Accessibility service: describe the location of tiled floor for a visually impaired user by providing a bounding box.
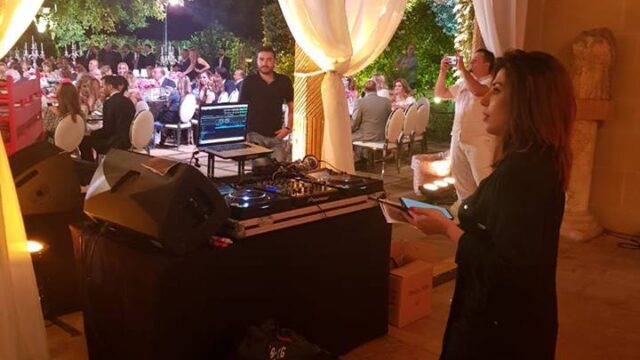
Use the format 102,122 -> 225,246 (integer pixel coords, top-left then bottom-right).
46,146 -> 640,359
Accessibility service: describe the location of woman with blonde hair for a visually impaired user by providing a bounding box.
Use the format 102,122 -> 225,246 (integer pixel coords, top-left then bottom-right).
78,75 -> 103,115
183,48 -> 211,82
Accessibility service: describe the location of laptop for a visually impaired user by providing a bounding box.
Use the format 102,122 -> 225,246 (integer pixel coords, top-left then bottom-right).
196,103 -> 272,158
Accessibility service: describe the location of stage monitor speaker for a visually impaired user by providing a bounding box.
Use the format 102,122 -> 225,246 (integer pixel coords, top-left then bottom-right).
9,141 -> 82,215
83,149 -> 229,255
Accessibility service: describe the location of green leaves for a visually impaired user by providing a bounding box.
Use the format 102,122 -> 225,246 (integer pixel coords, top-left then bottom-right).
48,0 -> 164,47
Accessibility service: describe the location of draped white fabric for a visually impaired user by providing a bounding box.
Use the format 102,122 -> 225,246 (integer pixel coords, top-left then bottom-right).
473,0 -> 528,56
0,1 -> 50,359
279,0 -> 406,173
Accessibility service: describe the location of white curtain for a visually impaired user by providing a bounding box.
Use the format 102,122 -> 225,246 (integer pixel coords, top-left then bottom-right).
473,0 -> 528,56
279,0 -> 407,173
0,1 -> 50,359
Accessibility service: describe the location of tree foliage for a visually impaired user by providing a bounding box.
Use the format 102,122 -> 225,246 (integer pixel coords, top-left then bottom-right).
261,3 -> 294,77
175,21 -> 252,72
353,0 -> 455,96
48,0 -> 164,47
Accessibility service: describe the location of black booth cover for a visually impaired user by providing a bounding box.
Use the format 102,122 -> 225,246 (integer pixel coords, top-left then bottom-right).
74,206 -> 391,359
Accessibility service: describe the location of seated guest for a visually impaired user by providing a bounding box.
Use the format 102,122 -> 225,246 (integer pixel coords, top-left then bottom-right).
152,66 -> 176,89
78,75 -> 103,115
156,89 -> 182,146
124,71 -> 137,91
211,73 -> 229,103
88,59 -> 101,79
351,80 -> 391,163
233,69 -> 245,93
0,62 -> 7,77
215,66 -> 236,94
75,64 -> 88,78
100,65 -> 113,78
391,78 -> 415,110
42,82 -> 85,143
80,75 -> 136,160
175,71 -> 192,99
117,62 -> 130,76
373,74 -> 390,99
195,71 -> 216,104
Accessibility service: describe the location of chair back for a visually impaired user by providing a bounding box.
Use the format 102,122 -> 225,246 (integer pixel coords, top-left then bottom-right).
403,104 -> 418,137
415,97 -> 428,107
385,108 -> 405,144
54,114 -> 85,152
415,101 -> 431,136
229,89 -> 239,103
179,94 -> 197,124
129,110 -> 155,151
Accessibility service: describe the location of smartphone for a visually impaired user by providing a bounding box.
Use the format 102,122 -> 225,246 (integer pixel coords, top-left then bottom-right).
377,198 -> 407,212
446,55 -> 457,66
400,197 -> 454,220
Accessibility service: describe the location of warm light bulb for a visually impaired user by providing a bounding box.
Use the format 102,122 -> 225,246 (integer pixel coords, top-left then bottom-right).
444,177 -> 455,184
433,97 -> 442,104
434,180 -> 448,188
423,183 -> 438,191
27,240 -> 44,253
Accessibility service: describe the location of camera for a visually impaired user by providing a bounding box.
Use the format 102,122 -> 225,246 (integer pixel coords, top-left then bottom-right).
446,56 -> 457,66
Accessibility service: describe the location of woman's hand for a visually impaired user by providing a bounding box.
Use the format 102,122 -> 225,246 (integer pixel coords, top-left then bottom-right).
407,208 -> 463,244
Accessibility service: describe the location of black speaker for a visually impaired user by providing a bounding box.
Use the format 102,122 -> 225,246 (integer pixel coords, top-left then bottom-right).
9,141 -> 82,215
83,149 -> 229,255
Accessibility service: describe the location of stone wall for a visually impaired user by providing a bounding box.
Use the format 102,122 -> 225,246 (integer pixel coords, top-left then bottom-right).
525,0 -> 640,234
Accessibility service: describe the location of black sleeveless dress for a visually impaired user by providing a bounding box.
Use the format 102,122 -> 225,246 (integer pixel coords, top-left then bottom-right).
186,58 -> 206,81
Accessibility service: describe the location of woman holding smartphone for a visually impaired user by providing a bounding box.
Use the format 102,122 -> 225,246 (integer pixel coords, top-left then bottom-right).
409,50 -> 574,359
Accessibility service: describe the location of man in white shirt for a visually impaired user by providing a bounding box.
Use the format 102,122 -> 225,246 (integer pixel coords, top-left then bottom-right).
435,48 -> 496,202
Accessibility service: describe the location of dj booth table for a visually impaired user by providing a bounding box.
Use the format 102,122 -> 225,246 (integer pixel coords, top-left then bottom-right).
75,203 -> 391,359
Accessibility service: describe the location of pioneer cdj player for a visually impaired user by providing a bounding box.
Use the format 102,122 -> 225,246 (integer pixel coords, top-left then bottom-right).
213,168 -> 384,221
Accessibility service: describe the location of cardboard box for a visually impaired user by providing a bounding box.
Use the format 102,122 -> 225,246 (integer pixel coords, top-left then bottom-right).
388,240 -> 434,327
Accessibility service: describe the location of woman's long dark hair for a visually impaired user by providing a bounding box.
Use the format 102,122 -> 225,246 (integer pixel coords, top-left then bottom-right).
494,50 -> 575,190
57,83 -> 83,123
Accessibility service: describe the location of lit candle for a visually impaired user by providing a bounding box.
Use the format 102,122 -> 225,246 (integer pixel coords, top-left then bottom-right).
444,177 -> 455,184
423,183 -> 439,191
434,180 -> 448,188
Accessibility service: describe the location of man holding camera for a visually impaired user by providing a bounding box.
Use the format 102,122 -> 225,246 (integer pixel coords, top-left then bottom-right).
435,49 -> 496,202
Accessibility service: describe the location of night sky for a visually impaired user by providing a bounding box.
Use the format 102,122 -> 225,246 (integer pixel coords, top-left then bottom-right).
127,0 -> 274,41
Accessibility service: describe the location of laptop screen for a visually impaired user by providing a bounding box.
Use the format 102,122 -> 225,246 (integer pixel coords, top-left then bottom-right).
198,103 -> 249,146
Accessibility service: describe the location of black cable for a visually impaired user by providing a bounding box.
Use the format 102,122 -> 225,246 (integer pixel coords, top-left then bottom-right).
604,229 -> 640,250
319,160 -> 343,173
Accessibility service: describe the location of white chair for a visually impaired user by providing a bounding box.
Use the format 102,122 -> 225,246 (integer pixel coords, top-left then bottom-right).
415,101 -> 431,153
401,104 -> 418,157
352,108 -> 405,177
54,114 -> 85,155
158,94 -> 197,147
129,110 -> 155,154
228,89 -> 239,103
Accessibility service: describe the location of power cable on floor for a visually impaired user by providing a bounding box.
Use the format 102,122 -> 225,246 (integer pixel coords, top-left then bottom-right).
604,229 -> 640,250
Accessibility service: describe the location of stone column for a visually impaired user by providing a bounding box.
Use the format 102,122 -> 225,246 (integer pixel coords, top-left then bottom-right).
560,28 -> 615,242
561,100 -> 614,241
292,44 -> 324,160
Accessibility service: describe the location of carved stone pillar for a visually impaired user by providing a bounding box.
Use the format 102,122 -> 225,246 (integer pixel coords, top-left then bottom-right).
292,44 -> 324,160
560,28 -> 615,242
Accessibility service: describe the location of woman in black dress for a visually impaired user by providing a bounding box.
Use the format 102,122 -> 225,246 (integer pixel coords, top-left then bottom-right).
408,50 -> 575,359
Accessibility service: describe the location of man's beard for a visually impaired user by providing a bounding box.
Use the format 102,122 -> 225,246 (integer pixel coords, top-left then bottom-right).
259,67 -> 273,75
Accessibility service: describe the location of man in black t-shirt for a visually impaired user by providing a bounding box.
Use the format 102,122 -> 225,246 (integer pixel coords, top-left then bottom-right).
239,46 -> 293,162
